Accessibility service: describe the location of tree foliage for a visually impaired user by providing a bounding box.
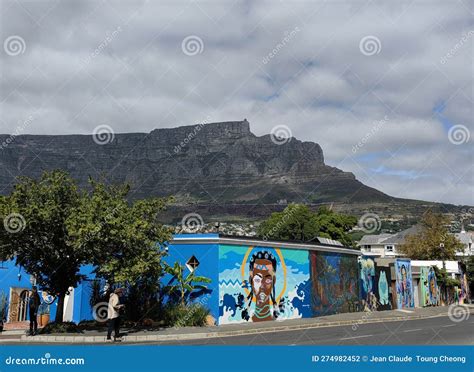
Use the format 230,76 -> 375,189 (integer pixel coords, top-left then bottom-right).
0,170 -> 172,323
398,211 -> 464,260
0,170 -> 86,322
257,204 -> 357,247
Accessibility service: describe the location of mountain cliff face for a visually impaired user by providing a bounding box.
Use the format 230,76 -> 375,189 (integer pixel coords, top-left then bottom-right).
0,120 -> 391,207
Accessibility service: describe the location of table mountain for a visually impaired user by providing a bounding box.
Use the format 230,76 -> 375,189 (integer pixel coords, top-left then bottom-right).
0,120 -> 461,221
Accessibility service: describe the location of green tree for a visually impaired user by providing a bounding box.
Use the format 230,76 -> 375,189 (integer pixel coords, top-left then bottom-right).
257,204 -> 357,247
164,262 -> 211,306
66,179 -> 172,312
398,211 -> 464,260
0,170 -> 86,322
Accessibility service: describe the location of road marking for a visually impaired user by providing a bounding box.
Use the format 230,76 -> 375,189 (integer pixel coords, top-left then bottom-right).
340,334 -> 373,340
396,309 -> 414,313
442,324 -> 456,328
403,328 -> 422,333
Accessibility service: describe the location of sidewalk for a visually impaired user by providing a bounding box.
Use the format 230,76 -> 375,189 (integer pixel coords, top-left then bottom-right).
2,305 -> 473,344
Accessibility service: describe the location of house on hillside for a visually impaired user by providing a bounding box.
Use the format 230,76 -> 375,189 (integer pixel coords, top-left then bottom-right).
358,225 -> 421,258
454,230 -> 474,257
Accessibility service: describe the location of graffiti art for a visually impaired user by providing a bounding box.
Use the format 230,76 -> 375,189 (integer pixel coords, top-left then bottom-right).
359,256 -> 376,311
395,259 -> 414,309
374,266 -> 392,310
427,266 -> 438,306
218,246 -> 311,324
310,251 -> 359,316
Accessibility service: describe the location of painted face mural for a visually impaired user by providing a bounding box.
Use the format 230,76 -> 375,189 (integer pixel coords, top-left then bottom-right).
395,259 -> 414,309
310,252 -> 359,316
359,257 -> 376,310
218,246 -> 311,324
427,267 -> 438,306
249,252 -> 277,321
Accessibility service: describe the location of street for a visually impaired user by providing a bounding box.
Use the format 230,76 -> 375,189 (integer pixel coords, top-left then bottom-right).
141,315 -> 474,346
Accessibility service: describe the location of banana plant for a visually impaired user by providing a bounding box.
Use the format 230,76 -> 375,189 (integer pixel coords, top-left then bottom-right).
163,262 -> 211,306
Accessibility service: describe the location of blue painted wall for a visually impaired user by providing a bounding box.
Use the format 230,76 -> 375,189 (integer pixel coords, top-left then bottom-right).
164,240 -> 219,322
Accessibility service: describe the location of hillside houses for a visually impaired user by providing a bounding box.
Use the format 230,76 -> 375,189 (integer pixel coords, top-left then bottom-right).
358,226 -> 474,258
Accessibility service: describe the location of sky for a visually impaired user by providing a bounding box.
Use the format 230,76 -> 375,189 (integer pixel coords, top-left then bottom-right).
0,0 -> 472,205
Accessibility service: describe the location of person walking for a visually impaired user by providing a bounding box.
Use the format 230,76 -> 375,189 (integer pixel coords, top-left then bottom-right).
107,288 -> 125,341
28,286 -> 41,336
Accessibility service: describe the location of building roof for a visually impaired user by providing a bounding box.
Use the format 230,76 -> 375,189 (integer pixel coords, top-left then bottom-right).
171,234 -> 361,256
383,224 -> 422,244
358,225 -> 422,247
358,233 -> 392,245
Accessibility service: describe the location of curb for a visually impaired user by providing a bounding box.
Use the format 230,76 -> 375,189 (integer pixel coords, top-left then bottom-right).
16,309 -> 473,344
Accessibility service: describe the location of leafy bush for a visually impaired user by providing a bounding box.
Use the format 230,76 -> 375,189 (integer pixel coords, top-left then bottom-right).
161,303 -> 210,327
39,322 -> 82,334
77,320 -> 108,331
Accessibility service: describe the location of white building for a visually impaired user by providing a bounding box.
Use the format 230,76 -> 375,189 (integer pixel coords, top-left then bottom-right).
358,225 -> 421,258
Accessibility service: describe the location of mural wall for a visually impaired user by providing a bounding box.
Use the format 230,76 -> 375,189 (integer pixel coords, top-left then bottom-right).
359,256 -> 376,311
310,251 -> 359,316
459,264 -> 469,304
374,266 -> 392,311
395,259 -> 414,309
218,245 -> 312,325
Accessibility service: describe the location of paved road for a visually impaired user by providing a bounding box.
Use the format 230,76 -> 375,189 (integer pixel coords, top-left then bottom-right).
141,315 -> 474,346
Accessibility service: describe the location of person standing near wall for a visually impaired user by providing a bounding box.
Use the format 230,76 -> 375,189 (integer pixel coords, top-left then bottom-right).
107,288 -> 125,341
28,286 -> 41,336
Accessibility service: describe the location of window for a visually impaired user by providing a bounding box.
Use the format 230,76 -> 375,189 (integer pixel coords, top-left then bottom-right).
186,255 -> 200,273
363,245 -> 371,251
385,245 -> 394,252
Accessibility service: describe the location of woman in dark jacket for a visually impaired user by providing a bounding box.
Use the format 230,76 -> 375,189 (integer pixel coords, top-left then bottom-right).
28,286 -> 41,336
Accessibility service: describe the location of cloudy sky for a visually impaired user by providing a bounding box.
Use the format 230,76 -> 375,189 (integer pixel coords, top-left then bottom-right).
0,0 -> 472,205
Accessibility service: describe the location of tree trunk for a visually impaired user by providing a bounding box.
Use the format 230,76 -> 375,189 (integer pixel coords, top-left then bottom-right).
55,291 -> 66,323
